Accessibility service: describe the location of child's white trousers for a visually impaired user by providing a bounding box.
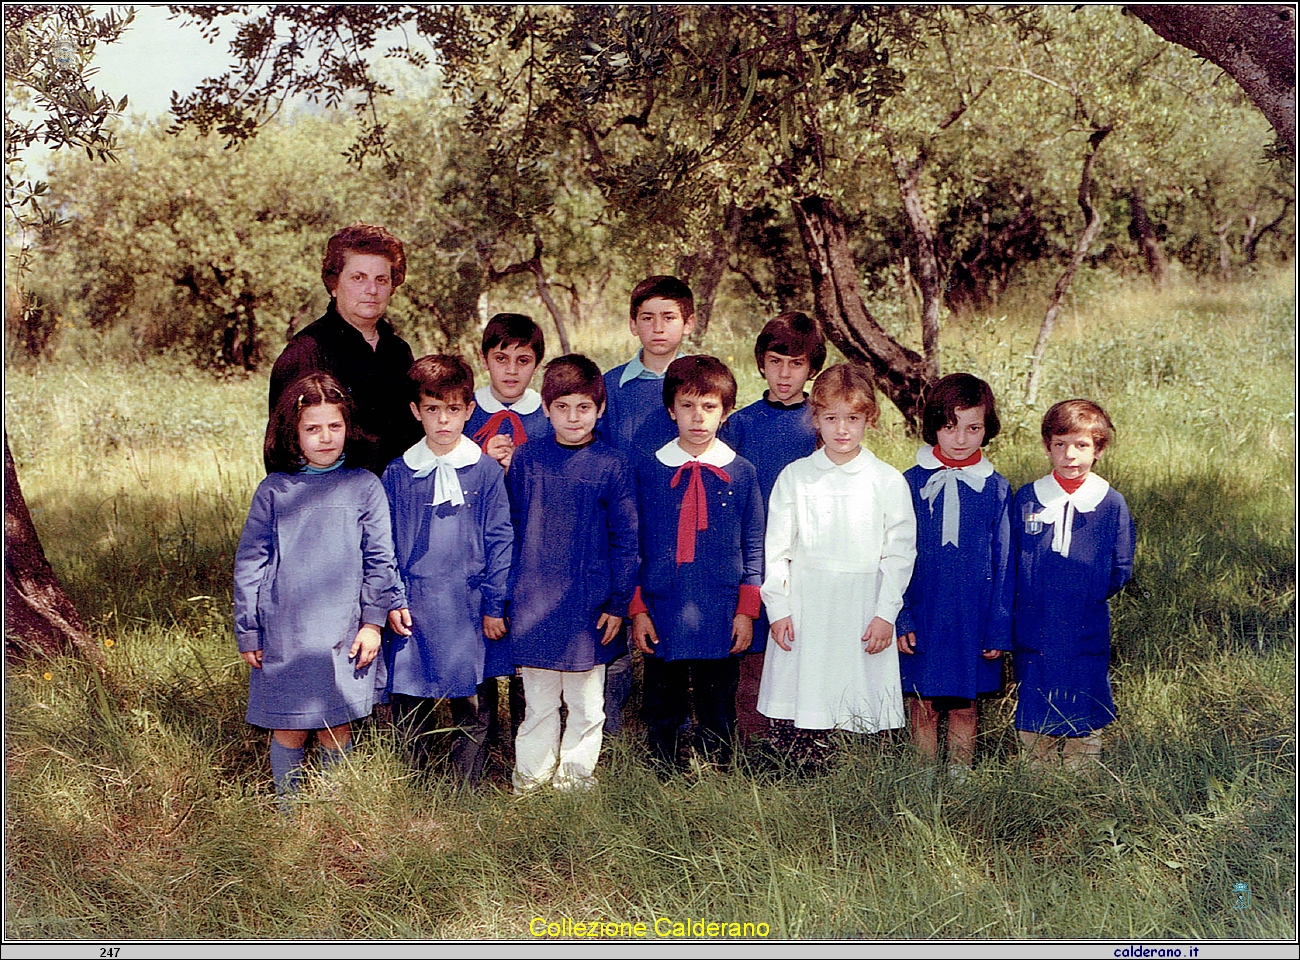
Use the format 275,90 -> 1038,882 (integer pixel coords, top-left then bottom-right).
512,665 -> 606,793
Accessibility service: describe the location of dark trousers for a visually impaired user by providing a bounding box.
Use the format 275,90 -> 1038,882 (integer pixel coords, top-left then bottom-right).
642,656 -> 740,769
481,672 -> 526,756
391,683 -> 493,786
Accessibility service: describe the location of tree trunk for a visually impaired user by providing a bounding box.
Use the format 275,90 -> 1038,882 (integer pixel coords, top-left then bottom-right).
482,235 -> 572,354
791,195 -> 931,428
889,149 -> 943,378
1129,5 -> 1296,155
5,434 -> 101,667
1025,126 -> 1111,406
677,202 -> 744,342
1128,183 -> 1167,288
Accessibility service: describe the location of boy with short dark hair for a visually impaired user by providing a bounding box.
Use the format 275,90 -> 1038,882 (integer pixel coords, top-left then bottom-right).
506,355 -> 639,792
598,275 -> 697,734
630,355 -> 765,771
467,313 -> 549,472
381,354 -> 513,786
1012,398 -> 1134,773
720,311 -> 827,742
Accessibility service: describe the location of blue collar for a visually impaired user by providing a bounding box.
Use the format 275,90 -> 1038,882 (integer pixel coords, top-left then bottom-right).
618,349 -> 685,387
301,454 -> 346,475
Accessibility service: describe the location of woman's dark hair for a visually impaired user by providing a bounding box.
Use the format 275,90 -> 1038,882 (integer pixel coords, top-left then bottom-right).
320,222 -> 406,295
264,373 -> 367,474
920,373 -> 1001,446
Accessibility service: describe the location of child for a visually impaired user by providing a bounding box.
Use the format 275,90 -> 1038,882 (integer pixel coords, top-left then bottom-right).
1012,399 -> 1134,772
234,373 -> 402,808
631,355 -> 765,771
759,364 -> 916,755
466,313 -> 549,472
721,311 -> 827,743
506,355 -> 639,792
598,275 -> 696,735
897,373 -> 1013,777
381,355 -> 513,786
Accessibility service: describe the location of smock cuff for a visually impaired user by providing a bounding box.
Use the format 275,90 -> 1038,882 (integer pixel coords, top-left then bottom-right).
628,586 -> 648,617
735,584 -> 762,619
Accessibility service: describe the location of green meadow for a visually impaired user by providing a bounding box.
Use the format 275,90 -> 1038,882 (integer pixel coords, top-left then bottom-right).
4,269 -> 1294,939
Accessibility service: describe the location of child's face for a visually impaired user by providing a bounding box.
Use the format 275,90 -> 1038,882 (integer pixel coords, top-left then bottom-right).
484,342 -> 538,404
669,390 -> 727,456
298,402 -> 348,469
936,405 -> 987,462
816,401 -> 867,465
1045,430 -> 1100,480
760,351 -> 813,405
411,394 -> 475,456
630,297 -> 694,364
544,393 -> 604,446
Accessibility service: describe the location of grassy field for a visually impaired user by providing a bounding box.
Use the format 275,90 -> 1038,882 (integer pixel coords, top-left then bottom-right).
4,268 -> 1295,940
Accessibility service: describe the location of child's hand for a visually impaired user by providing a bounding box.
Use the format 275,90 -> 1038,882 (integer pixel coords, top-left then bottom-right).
388,607 -> 413,637
241,650 -> 263,669
770,616 -> 795,651
485,434 -> 515,471
350,623 -> 383,668
631,612 -> 659,655
730,614 -> 753,654
483,616 -> 507,640
861,617 -> 894,655
897,631 -> 917,655
597,613 -> 623,645
982,649 -> 1004,660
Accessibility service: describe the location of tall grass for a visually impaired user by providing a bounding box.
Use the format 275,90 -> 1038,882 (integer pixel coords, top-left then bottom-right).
4,269 -> 1294,939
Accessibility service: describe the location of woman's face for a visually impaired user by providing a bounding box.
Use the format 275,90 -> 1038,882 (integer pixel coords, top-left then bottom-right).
331,251 -> 394,330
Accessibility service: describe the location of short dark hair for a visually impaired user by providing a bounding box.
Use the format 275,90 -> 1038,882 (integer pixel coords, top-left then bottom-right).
408,354 -> 475,406
542,354 -> 606,408
1041,398 -> 1115,452
663,355 -> 738,414
630,275 -> 694,322
321,222 -> 406,295
808,363 -> 879,428
755,311 -> 827,374
921,373 -> 1001,446
264,372 -> 364,474
482,313 -> 545,363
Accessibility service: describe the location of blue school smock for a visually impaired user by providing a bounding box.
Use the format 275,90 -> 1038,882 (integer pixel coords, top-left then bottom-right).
896,448 -> 1013,700
597,355 -> 680,455
719,393 -> 819,654
1011,473 -> 1135,736
634,440 -> 765,661
380,437 -> 514,699
506,436 -> 639,671
465,386 -> 551,450
234,467 -> 402,730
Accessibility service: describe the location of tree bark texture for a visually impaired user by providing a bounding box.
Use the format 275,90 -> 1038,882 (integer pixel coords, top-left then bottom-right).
482,235 -> 572,355
677,202 -> 744,342
1129,5 -> 1296,155
1128,183 -> 1168,288
5,434 -> 101,667
890,150 -> 943,379
791,195 -> 931,428
1025,127 -> 1112,406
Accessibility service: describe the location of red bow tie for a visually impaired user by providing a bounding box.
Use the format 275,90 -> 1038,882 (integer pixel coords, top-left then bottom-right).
473,409 -> 528,450
670,460 -> 731,565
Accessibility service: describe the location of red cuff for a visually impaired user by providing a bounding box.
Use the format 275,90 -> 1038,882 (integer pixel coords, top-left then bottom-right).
628,586 -> 648,617
735,584 -> 762,619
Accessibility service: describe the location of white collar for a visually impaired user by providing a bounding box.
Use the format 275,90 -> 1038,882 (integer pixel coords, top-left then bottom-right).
811,445 -> 871,473
402,433 -> 482,472
654,438 -> 737,468
916,445 -> 994,479
1032,472 -> 1109,513
474,385 -> 542,416
1031,472 -> 1110,558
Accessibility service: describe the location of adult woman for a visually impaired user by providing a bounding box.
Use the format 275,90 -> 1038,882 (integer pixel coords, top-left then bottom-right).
269,222 -> 423,473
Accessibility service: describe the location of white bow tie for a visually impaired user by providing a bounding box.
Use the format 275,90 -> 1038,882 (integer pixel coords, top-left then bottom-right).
919,466 -> 986,547
413,456 -> 465,507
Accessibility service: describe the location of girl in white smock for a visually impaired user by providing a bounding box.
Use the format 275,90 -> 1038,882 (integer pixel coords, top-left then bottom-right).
758,363 -> 917,735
